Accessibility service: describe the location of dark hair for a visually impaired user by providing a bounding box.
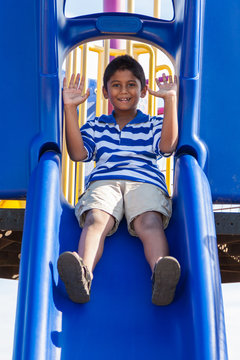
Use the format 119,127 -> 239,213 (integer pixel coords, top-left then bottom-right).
103,55 -> 146,90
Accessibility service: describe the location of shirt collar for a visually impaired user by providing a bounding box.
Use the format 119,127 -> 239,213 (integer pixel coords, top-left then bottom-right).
98,110 -> 149,125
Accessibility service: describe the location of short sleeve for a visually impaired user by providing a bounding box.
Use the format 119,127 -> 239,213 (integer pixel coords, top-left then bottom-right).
80,121 -> 96,162
153,117 -> 173,158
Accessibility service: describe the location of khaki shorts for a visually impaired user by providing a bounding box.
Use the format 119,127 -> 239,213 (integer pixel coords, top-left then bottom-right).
75,180 -> 172,237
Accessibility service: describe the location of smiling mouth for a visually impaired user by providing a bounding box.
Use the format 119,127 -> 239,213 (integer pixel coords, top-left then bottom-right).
118,98 -> 131,102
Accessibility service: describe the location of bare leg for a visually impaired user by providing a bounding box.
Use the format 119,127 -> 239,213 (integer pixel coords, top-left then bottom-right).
133,211 -> 169,272
133,211 -> 180,305
57,209 -> 114,303
77,209 -> 115,277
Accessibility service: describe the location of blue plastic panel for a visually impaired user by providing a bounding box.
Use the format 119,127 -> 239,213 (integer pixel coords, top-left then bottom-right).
96,15 -> 142,34
199,1 -> 240,202
0,0 -> 39,197
0,0 -> 60,198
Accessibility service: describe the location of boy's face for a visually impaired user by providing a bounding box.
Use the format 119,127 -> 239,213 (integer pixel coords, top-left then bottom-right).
102,69 -> 147,114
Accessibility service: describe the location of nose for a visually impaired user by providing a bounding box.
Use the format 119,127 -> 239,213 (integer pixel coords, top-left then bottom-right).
120,85 -> 128,93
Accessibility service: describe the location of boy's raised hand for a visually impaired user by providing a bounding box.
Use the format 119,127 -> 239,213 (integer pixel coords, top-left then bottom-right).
148,73 -> 177,99
63,73 -> 90,107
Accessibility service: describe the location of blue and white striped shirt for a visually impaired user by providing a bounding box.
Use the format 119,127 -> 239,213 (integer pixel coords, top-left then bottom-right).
81,110 -> 171,195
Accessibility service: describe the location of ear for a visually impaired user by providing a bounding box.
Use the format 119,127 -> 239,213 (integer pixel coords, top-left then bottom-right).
140,85 -> 147,98
102,86 -> 109,99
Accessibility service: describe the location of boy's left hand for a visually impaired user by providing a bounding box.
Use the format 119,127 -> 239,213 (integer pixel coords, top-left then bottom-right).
148,73 -> 177,99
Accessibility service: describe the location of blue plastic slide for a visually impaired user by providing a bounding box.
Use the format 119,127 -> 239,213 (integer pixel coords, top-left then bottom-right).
13,151 -> 228,359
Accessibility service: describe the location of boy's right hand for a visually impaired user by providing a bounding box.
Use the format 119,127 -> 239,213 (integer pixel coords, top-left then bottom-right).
63,73 -> 90,107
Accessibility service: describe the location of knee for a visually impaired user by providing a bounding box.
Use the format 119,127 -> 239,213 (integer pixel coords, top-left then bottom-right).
134,211 -> 163,233
84,210 -> 104,227
84,209 -> 114,230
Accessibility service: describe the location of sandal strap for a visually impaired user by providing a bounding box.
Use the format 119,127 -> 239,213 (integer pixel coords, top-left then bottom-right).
80,260 -> 92,291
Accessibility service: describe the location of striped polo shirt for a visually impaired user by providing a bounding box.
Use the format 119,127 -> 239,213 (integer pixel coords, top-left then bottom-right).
81,110 -> 171,196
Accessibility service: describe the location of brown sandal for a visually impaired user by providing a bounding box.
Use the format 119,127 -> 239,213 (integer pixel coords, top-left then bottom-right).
152,256 -> 181,306
57,252 -> 92,303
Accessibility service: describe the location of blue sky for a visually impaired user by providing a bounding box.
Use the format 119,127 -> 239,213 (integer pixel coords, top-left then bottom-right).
64,0 -> 174,19
1,1 -> 240,359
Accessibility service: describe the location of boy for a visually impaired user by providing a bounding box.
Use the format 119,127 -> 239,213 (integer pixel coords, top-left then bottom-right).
57,55 -> 180,306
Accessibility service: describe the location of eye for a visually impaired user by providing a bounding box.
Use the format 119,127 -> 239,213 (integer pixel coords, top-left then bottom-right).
112,83 -> 120,87
128,82 -> 136,87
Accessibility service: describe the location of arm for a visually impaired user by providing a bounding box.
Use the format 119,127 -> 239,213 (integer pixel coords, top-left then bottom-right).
148,74 -> 178,154
63,73 -> 90,161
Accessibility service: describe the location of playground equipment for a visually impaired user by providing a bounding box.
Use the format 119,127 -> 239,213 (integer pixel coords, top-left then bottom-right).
2,0 -> 240,358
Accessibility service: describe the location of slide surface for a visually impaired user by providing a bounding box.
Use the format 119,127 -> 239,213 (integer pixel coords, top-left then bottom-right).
13,151 -> 228,360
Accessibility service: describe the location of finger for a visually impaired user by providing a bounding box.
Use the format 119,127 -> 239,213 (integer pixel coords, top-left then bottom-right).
69,73 -> 75,88
174,75 -> 178,84
169,75 -> 173,83
81,88 -> 90,102
155,77 -> 165,89
74,73 -> 80,88
155,78 -> 161,87
63,77 -> 67,89
78,75 -> 86,91
157,76 -> 167,83
162,73 -> 167,83
148,87 -> 161,97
